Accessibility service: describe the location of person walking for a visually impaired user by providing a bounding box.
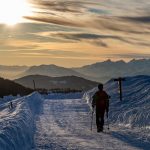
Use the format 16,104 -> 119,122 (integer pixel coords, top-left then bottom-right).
92,84 -> 109,132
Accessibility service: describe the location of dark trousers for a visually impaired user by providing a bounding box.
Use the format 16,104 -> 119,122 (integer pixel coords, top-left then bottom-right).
96,110 -> 105,130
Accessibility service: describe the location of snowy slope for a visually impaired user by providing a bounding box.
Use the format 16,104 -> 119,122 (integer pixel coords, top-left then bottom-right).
0,92 -> 42,150
83,75 -> 150,128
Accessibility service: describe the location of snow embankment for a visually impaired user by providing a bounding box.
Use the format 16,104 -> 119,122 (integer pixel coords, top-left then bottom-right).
0,92 -> 43,150
0,95 -> 21,105
83,75 -> 150,128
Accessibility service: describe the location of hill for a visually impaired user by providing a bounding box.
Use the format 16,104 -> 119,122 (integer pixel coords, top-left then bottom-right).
14,75 -> 99,91
18,64 -> 85,78
0,77 -> 33,98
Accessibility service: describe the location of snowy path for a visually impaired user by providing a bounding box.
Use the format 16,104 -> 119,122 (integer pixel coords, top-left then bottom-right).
33,98 -> 144,150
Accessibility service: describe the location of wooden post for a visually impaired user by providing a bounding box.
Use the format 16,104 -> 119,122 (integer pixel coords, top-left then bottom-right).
9,101 -> 13,109
114,77 -> 125,101
33,80 -> 36,91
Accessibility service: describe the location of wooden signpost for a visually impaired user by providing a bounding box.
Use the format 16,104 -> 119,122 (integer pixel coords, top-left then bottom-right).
114,77 -> 125,101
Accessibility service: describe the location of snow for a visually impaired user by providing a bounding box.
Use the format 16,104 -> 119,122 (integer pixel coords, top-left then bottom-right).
0,75 -> 150,150
33,98 -> 139,150
83,75 -> 150,128
0,95 -> 21,105
43,92 -> 83,100
82,75 -> 150,149
0,92 -> 42,150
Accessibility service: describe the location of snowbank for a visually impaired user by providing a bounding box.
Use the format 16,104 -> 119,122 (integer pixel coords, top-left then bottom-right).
0,92 -> 43,150
83,75 -> 150,128
0,95 -> 21,105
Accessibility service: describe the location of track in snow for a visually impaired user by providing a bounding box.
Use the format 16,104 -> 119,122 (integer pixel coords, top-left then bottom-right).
33,98 -> 147,150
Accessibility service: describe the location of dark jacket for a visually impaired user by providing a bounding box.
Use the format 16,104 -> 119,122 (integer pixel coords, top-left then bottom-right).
92,90 -> 109,113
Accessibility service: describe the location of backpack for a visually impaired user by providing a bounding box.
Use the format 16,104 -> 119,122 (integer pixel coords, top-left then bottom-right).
94,91 -> 108,110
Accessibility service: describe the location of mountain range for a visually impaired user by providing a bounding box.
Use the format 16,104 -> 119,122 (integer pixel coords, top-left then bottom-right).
74,59 -> 150,82
0,59 -> 150,83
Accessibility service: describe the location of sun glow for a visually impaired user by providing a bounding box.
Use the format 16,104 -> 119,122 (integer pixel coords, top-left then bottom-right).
0,0 -> 32,25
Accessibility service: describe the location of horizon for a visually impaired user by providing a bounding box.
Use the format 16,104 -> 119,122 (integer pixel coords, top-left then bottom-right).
0,0 -> 150,67
0,58 -> 150,68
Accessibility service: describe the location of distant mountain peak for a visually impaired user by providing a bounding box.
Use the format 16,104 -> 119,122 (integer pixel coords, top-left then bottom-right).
115,60 -> 126,64
104,59 -> 112,62
129,58 -> 150,63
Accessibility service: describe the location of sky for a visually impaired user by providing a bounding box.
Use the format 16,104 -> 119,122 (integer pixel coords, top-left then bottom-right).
0,0 -> 150,67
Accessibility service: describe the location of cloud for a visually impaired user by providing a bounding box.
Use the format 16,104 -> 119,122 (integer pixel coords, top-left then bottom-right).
25,16 -> 84,28
18,49 -> 91,57
25,0 -> 150,48
0,0 -> 150,67
25,14 -> 150,41
0,23 -> 80,44
122,16 -> 150,23
55,33 -> 125,41
50,32 -> 145,47
0,43 -> 38,51
29,0 -> 91,13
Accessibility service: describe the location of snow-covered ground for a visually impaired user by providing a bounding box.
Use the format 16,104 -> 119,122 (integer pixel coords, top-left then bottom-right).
83,75 -> 150,149
43,92 -> 83,100
0,75 -> 150,150
83,75 -> 150,128
34,98 -> 143,150
0,95 -> 21,106
0,92 -> 42,150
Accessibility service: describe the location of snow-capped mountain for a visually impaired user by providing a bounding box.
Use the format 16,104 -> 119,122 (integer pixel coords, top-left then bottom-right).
74,59 -> 150,82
